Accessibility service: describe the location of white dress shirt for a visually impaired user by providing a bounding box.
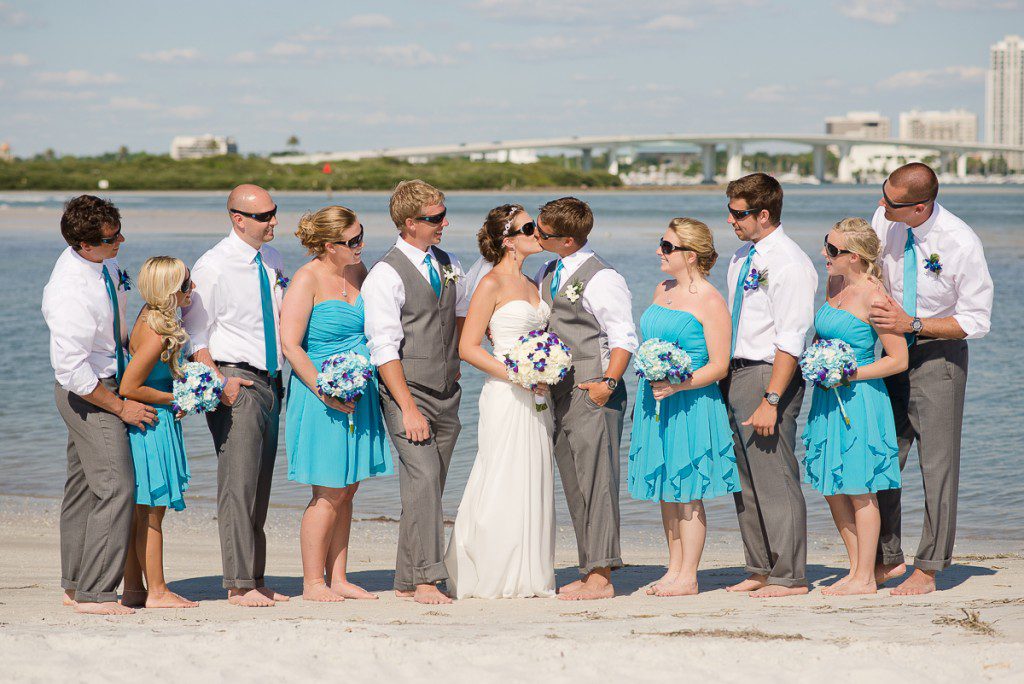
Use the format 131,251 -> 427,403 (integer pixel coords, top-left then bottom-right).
535,246 -> 639,370
181,230 -> 286,371
727,225 -> 818,363
464,255 -> 493,302
41,247 -> 128,395
362,238 -> 469,367
871,204 -> 992,339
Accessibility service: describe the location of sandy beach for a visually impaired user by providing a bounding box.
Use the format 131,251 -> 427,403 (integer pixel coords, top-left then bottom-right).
1,495 -> 1021,683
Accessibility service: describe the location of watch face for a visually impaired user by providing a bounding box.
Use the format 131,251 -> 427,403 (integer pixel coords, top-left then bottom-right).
912,319 -> 923,332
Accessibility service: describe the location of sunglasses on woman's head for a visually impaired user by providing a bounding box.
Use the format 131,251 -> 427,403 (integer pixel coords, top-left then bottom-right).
823,235 -> 854,258
331,225 -> 365,248
230,206 -> 278,223
659,239 -> 690,255
507,221 -> 536,237
415,209 -> 446,224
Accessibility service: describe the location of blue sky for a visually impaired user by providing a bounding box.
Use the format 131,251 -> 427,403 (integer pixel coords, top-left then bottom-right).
0,0 -> 1019,156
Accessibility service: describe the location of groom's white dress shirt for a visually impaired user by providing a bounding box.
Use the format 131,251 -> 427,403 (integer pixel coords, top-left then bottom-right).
182,230 -> 285,371
42,247 -> 128,395
363,238 -> 469,367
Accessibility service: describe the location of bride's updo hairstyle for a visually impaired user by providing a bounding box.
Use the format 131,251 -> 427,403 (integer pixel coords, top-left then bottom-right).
295,205 -> 359,256
832,217 -> 883,280
477,203 -> 525,265
137,256 -> 190,378
667,217 -> 718,276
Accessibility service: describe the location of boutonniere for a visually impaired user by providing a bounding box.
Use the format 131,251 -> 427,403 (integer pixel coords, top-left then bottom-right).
743,268 -> 768,292
441,264 -> 461,288
923,253 -> 942,275
117,267 -> 132,291
563,278 -> 584,303
275,269 -> 290,290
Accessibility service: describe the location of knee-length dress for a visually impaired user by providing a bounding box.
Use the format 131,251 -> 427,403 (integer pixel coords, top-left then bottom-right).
128,357 -> 190,510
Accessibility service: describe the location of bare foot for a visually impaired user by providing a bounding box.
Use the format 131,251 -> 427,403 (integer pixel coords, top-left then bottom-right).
228,588 -> 275,607
121,588 -> 148,608
330,581 -> 378,600
726,574 -> 768,593
559,582 -> 615,601
890,568 -> 936,596
875,562 -> 907,585
558,579 -> 584,595
395,589 -> 415,598
62,589 -> 77,607
820,574 -> 853,596
828,579 -> 877,596
653,579 -> 698,597
645,570 -> 679,595
750,585 -> 809,598
74,601 -> 135,615
303,583 -> 345,602
257,586 -> 290,602
146,590 -> 199,608
414,584 -> 452,605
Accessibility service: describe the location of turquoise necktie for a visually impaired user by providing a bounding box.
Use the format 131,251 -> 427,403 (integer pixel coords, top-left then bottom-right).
730,245 -> 756,357
254,252 -> 278,377
902,228 -> 917,345
424,253 -> 442,297
101,265 -> 126,381
550,260 -> 564,299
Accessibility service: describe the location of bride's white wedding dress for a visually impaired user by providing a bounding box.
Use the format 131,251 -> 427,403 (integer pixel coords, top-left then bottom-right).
444,299 -> 556,599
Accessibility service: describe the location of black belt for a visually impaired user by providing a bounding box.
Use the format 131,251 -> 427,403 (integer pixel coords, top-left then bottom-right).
729,358 -> 770,371
216,361 -> 274,379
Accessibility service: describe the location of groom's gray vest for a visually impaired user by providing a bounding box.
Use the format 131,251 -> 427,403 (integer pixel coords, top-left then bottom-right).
379,246 -> 460,394
541,254 -> 609,397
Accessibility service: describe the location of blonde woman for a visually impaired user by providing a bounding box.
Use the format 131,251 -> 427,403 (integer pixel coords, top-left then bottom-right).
802,217 -> 907,596
627,218 -> 739,597
280,206 -> 393,603
119,256 -> 198,609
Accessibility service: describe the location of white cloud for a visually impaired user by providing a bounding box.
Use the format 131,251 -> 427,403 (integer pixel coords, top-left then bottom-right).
361,45 -> 455,68
343,13 -> 394,29
229,51 -> 259,64
139,47 -> 200,64
37,70 -> 123,86
878,65 -> 985,89
0,2 -> 42,28
746,84 -> 793,103
837,0 -> 907,24
18,88 -> 99,102
491,33 -> 609,60
268,42 -> 308,57
166,105 -> 208,120
0,52 -> 31,66
642,14 -> 696,30
106,96 -> 158,111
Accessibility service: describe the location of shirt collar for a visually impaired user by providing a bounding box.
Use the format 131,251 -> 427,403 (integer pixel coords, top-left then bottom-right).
395,237 -> 437,264
228,228 -> 263,263
749,223 -> 785,255
66,246 -> 108,276
560,244 -> 594,267
910,203 -> 942,240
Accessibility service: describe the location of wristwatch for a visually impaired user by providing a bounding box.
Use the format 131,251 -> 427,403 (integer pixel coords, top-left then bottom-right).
763,391 -> 781,406
910,317 -> 923,334
602,377 -> 619,391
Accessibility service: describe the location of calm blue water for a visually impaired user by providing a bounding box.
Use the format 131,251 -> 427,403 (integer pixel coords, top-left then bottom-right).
2,188 -> 1022,539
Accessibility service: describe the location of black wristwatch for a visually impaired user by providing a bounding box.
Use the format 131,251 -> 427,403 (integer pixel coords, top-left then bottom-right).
764,391 -> 781,406
603,377 -> 619,391
910,317 -> 923,334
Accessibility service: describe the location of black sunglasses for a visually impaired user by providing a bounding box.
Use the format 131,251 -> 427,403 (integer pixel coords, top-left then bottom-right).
823,235 -> 854,259
230,205 -> 278,223
507,221 -> 536,237
727,205 -> 760,221
659,239 -> 692,255
881,180 -> 930,209
96,227 -> 123,245
180,270 -> 193,294
415,209 -> 446,224
331,225 -> 365,248
534,222 -> 568,240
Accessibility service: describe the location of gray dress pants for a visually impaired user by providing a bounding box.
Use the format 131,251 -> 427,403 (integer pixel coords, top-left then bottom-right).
380,383 -> 462,591
54,378 -> 135,603
721,364 -> 807,587
205,367 -> 281,590
878,338 -> 968,572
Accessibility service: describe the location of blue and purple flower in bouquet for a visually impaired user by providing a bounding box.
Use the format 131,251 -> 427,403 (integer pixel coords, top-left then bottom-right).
743,267 -> 768,292
633,338 -> 693,422
923,253 -> 942,275
799,339 -> 858,427
172,362 -> 224,416
503,330 -> 573,411
316,352 -> 374,433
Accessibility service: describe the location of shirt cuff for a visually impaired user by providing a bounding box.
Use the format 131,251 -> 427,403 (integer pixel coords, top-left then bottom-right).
369,346 -> 401,367
60,366 -> 101,396
773,334 -> 807,360
953,314 -> 989,340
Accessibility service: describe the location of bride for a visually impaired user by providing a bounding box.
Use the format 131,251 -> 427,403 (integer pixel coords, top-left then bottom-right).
444,204 -> 556,599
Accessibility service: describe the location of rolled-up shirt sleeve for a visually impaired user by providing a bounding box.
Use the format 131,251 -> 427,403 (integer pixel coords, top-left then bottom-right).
43,290 -> 101,395
362,263 -> 405,367
181,258 -> 216,352
952,241 -> 993,339
584,269 -> 639,354
767,261 -> 816,358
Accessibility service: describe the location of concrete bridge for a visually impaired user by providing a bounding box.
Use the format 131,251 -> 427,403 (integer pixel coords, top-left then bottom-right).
270,133 -> 1024,183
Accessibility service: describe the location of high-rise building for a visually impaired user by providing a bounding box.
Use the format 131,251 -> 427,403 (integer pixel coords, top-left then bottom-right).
986,34 -> 1024,169
824,111 -> 891,139
170,135 -> 238,161
899,109 -> 978,143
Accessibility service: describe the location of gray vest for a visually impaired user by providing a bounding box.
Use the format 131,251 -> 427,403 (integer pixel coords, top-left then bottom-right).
379,246 -> 460,393
541,254 -> 609,396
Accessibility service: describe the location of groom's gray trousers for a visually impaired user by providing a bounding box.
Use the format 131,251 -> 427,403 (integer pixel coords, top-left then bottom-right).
380,382 -> 462,591
877,338 -> 969,572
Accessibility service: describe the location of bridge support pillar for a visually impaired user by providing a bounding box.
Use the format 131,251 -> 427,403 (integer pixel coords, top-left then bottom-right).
607,148 -> 619,175
836,143 -> 854,184
812,144 -> 827,183
939,151 -> 954,176
700,143 -> 717,183
956,154 -> 968,179
581,148 -> 593,172
726,142 -> 743,180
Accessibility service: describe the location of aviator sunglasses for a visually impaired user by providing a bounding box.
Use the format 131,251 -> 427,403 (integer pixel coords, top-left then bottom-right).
331,225 -> 365,248
229,205 -> 278,223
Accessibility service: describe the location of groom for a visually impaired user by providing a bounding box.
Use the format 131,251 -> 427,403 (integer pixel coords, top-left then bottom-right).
363,179 -> 468,605
536,197 -> 637,601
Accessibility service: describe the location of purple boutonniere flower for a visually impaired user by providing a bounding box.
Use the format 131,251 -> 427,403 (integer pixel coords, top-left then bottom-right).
743,268 -> 768,291
924,253 -> 942,275
117,268 -> 132,291
275,269 -> 289,290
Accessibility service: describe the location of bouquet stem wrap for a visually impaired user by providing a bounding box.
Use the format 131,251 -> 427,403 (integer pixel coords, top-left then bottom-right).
503,330 -> 573,412
315,352 -> 374,434
799,339 -> 858,428
633,338 -> 693,422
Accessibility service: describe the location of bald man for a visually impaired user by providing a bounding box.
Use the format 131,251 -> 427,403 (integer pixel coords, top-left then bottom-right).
183,185 -> 290,607
869,163 -> 993,595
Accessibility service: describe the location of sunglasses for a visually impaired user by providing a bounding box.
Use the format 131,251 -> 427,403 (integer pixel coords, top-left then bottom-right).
331,225 -> 365,248
507,221 -> 536,237
96,227 -> 123,245
415,209 -> 447,224
659,239 -> 691,255
180,271 -> 193,294
823,235 -> 854,259
230,205 -> 278,223
727,205 -> 760,221
534,222 -> 568,240
881,180 -> 930,209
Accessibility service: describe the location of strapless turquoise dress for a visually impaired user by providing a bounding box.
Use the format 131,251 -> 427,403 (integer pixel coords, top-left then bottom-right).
285,297 -> 393,488
128,355 -> 190,510
628,305 -> 740,503
801,304 -> 900,496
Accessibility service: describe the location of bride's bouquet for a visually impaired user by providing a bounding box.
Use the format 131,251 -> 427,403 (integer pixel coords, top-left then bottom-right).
503,330 -> 573,411
172,362 -> 224,416
799,339 -> 858,427
316,352 -> 375,433
633,338 -> 693,422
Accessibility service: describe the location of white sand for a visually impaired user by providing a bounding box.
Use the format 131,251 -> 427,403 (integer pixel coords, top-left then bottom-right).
1,496 -> 1021,682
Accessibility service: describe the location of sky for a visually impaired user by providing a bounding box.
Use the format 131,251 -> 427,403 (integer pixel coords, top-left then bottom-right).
0,0 -> 1020,157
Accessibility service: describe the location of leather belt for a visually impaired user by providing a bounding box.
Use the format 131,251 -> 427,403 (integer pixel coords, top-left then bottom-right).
216,361 -> 272,378
729,358 -> 770,371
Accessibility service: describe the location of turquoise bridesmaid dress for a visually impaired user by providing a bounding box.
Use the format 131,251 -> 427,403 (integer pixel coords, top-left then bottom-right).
127,355 -> 190,511
285,296 -> 393,488
801,304 -> 901,496
628,305 -> 740,503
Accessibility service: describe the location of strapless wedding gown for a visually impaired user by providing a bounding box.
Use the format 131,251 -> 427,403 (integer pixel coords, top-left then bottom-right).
444,299 -> 556,599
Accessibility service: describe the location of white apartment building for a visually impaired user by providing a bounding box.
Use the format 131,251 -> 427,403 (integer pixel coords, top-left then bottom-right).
170,135 -> 238,161
986,34 -> 1024,169
824,111 -> 891,139
899,109 -> 978,143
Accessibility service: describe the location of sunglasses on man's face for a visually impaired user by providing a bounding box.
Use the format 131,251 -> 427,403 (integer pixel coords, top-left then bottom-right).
415,209 -> 447,224
823,235 -> 854,259
230,206 -> 278,223
728,205 -> 760,221
534,222 -> 568,240
331,225 -> 365,249
659,239 -> 691,255
507,221 -> 536,237
96,227 -> 123,245
881,180 -> 929,210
